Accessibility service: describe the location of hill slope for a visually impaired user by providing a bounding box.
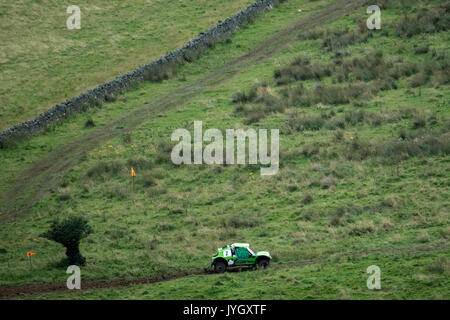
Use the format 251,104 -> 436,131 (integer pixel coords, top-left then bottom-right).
0,0 -> 449,299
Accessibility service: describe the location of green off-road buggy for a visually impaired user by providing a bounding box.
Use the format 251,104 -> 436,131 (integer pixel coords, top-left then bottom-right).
208,243 -> 272,273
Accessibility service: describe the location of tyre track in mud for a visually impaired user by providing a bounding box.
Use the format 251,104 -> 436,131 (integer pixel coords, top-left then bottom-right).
0,0 -> 369,226
1,242 -> 447,299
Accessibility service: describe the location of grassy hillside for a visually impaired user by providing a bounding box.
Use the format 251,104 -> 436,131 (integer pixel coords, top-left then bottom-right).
0,0 -> 449,299
0,0 -> 254,130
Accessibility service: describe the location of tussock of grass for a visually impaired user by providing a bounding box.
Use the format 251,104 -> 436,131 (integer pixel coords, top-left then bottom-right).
394,5 -> 449,38
233,83 -> 284,123
222,214 -> 261,228
86,160 -> 125,178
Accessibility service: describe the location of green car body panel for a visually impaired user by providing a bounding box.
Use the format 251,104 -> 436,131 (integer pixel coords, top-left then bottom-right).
210,243 -> 271,272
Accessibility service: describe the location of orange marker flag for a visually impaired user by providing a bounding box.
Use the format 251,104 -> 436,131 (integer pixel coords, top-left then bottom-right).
27,252 -> 36,257
131,167 -> 136,177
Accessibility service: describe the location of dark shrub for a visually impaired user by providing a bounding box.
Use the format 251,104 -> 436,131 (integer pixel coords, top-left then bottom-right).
302,194 -> 313,204
389,62 -> 418,79
88,97 -> 103,108
321,27 -> 372,52
84,118 -> 95,128
313,84 -> 372,105
244,109 -> 265,124
126,156 -> 152,170
345,136 -> 373,160
144,62 -> 178,82
274,55 -> 333,85
57,193 -> 71,201
155,140 -> 176,165
320,176 -> 337,189
302,144 -> 321,158
377,131 -> 450,160
121,133 -> 132,144
333,118 -> 346,129
395,6 -> 449,38
104,94 -> 117,102
345,110 -> 366,125
234,85 -> 284,123
285,113 -> 325,132
156,140 -> 173,155
139,173 -> 157,187
223,214 -> 261,228
330,206 -> 348,226
414,45 -> 429,55
334,130 -> 344,142
412,115 -> 426,129
232,91 -> 248,104
409,72 -> 429,88
298,27 -> 324,40
41,216 -> 93,266
377,77 -> 398,91
426,257 -> 449,274
87,160 -> 124,177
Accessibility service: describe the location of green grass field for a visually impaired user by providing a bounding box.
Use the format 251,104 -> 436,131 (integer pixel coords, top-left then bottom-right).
0,0 -> 254,130
0,0 -> 449,299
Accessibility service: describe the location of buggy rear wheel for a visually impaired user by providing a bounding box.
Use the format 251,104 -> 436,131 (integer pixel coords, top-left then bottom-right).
257,258 -> 270,269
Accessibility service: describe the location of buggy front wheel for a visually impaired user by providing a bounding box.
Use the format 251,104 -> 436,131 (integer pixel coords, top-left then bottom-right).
214,261 -> 227,273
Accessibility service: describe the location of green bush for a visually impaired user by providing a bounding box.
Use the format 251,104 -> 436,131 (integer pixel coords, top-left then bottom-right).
411,115 -> 427,129
285,113 -> 325,131
320,175 -> 337,189
126,155 -> 152,170
84,117 -> 95,128
321,26 -> 372,52
233,84 -> 284,123
87,160 -> 125,178
394,6 -> 449,38
274,55 -> 333,85
348,221 -> 375,236
426,257 -> 449,274
223,214 -> 261,228
414,45 -> 429,55
143,62 -> 178,82
139,173 -> 157,187
302,194 -> 313,204
409,72 -> 430,88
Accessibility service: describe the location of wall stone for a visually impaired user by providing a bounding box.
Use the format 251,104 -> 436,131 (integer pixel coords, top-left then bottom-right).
0,0 -> 281,148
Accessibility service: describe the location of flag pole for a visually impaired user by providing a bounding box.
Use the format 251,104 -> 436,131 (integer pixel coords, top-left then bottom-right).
131,167 -> 135,193
27,252 -> 36,271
